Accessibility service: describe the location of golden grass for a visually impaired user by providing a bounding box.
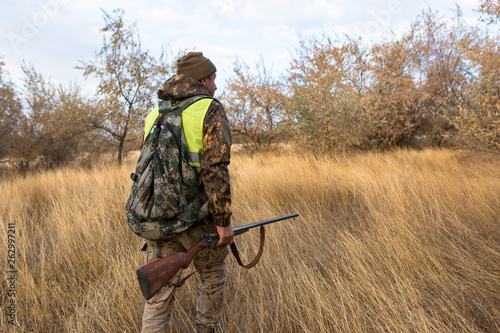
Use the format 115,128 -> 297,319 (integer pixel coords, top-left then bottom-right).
1,149 -> 499,332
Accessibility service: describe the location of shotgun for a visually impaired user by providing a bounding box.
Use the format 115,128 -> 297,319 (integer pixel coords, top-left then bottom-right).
136,213 -> 299,300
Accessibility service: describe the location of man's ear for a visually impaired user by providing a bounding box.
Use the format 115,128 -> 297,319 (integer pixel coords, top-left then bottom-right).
200,76 -> 209,89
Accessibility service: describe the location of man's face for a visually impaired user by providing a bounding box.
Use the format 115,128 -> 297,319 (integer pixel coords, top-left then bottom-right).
202,73 -> 217,97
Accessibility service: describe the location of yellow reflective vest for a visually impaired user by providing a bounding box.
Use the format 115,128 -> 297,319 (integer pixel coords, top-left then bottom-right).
143,98 -> 213,167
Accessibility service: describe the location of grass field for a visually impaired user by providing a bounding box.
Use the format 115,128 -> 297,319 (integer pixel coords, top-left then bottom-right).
1,149 -> 499,332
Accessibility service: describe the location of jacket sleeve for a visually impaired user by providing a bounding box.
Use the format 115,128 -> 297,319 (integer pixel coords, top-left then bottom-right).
200,99 -> 232,227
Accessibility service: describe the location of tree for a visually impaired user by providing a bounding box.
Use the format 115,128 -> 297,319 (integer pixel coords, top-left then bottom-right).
0,58 -> 23,161
360,38 -> 424,149
223,59 -> 284,151
40,82 -> 99,168
286,35 -> 367,152
458,1 -> 500,149
9,64 -> 96,172
7,63 -> 56,172
221,7 -> 499,152
478,0 -> 500,23
78,9 -> 171,164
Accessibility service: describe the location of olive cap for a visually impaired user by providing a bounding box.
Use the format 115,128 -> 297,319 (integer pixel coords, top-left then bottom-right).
176,52 -> 216,81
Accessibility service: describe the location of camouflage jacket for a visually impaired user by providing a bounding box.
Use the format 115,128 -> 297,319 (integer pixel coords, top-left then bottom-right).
157,74 -> 231,227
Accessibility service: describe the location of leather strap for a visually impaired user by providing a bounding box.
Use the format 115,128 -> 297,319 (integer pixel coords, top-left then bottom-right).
230,226 -> 266,269
167,244 -> 228,288
167,226 -> 266,288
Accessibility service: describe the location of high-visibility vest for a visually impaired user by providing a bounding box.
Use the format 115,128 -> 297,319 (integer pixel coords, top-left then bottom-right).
143,98 -> 212,168
180,98 -> 212,167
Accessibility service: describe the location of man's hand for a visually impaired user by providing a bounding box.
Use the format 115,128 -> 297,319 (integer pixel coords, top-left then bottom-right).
216,225 -> 234,246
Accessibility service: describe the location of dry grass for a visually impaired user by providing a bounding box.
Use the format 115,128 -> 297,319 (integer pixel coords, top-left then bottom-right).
1,149 -> 499,332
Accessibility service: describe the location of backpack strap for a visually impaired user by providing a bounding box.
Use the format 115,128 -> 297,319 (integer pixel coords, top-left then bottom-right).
159,95 -> 212,115
172,95 -> 212,112
154,100 -> 172,127
150,240 -> 158,261
153,95 -> 212,128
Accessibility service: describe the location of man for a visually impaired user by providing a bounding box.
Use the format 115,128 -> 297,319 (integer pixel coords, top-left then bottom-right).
141,52 -> 234,333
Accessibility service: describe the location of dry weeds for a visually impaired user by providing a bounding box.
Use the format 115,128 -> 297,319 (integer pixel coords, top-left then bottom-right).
1,149 -> 499,332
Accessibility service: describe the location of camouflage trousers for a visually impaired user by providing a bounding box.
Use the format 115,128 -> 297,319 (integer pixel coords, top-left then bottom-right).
140,222 -> 228,333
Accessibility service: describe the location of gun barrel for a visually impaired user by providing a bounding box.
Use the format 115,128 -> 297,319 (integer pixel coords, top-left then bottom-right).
136,213 -> 299,300
233,213 -> 299,236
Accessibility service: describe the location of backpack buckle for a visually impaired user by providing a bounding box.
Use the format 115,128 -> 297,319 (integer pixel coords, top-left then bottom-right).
158,100 -> 173,113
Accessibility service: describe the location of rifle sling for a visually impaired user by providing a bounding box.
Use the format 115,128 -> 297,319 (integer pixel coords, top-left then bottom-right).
167,226 -> 266,288
230,226 -> 266,269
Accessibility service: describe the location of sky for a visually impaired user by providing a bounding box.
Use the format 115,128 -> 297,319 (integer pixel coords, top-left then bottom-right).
0,0 -> 484,97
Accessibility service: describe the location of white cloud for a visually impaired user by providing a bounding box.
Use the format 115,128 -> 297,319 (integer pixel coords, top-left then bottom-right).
236,0 -> 341,27
0,0 -> 485,96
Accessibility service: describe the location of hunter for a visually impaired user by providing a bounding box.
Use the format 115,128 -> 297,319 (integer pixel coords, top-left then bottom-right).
140,52 -> 233,333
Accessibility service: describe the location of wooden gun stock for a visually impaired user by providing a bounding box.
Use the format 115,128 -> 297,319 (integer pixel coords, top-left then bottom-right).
136,213 -> 299,300
137,237 -> 216,300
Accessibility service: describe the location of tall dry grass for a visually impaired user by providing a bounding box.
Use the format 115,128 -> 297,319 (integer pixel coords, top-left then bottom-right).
1,149 -> 499,332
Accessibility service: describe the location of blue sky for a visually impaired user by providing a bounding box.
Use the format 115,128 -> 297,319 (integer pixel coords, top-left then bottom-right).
0,0 -> 483,97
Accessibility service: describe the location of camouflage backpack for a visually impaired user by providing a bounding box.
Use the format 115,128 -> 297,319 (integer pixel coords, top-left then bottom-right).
126,95 -> 212,241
